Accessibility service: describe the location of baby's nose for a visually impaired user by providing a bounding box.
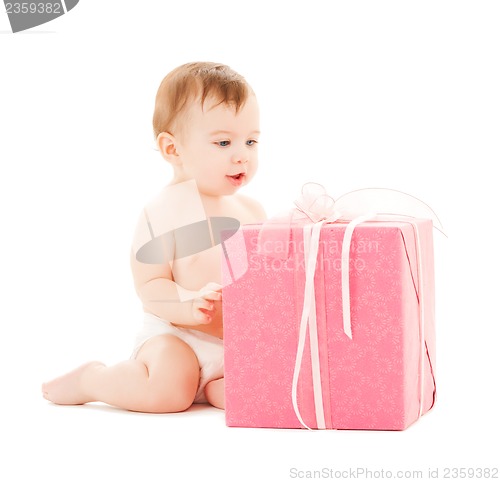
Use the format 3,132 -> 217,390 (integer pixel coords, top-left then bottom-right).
231,152 -> 248,164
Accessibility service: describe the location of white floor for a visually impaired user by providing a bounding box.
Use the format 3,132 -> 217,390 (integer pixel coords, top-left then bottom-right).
2,364 -> 497,482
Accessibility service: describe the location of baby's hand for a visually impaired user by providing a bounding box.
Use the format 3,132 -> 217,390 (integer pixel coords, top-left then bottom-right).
191,282 -> 222,324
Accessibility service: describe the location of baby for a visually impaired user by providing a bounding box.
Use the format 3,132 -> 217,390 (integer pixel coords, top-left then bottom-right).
42,62 -> 266,412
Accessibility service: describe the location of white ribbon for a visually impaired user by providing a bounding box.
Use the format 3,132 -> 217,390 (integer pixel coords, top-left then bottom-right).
291,221 -> 327,430
292,215 -> 371,429
340,214 -> 376,339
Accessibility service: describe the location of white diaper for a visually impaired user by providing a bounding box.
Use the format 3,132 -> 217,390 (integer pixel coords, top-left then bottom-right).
131,313 -> 224,403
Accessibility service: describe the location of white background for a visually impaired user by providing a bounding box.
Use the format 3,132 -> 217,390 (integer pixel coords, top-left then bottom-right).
1,1 -> 498,481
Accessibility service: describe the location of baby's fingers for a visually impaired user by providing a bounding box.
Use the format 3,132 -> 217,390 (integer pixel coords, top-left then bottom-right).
200,283 -> 222,301
193,309 -> 213,324
192,297 -> 214,324
202,290 -> 222,302
194,297 -> 215,312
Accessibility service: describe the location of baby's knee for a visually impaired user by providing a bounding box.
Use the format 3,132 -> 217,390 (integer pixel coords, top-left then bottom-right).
143,387 -> 195,413
138,334 -> 200,412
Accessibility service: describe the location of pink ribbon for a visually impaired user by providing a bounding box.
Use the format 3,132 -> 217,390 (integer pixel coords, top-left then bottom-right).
258,183 -> 444,430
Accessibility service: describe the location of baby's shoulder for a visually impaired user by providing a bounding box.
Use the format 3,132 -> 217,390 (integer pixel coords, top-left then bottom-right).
146,181 -> 203,212
233,193 -> 267,223
132,182 -> 207,252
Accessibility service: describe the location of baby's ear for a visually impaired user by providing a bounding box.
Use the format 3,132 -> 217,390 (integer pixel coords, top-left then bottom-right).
157,132 -> 181,165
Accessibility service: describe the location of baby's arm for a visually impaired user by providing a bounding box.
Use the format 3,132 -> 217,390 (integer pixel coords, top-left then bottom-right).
130,250 -> 221,325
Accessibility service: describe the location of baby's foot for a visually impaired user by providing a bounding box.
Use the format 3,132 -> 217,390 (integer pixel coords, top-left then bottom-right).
42,361 -> 104,405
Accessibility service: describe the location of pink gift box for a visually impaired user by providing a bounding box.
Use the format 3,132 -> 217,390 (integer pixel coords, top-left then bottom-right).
222,219 -> 436,430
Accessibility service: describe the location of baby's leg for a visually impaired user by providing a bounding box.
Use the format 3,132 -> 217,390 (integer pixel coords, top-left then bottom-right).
42,334 -> 200,413
204,378 -> 225,409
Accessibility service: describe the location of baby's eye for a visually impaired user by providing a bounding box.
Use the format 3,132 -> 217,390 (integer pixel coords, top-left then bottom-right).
216,140 -> 230,147
246,139 -> 258,146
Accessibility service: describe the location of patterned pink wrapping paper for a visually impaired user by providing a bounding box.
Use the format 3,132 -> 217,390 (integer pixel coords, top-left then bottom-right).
222,220 -> 436,430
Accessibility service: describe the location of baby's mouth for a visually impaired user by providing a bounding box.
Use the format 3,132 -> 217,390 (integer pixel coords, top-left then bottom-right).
226,172 -> 246,186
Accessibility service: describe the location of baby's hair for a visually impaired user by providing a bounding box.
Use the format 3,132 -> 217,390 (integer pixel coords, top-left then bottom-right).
153,62 -> 252,140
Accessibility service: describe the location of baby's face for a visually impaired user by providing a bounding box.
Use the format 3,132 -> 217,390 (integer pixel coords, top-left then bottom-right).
175,94 -> 260,196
